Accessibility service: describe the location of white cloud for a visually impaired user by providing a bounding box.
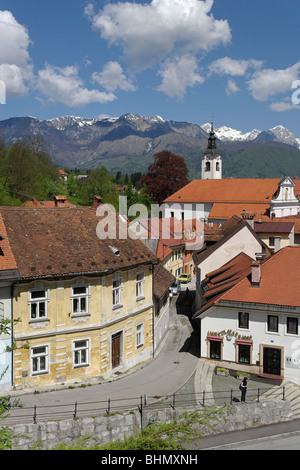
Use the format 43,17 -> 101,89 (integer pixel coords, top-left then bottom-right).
226,79 -> 240,95
208,57 -> 263,76
36,64 -> 116,107
0,10 -> 33,96
157,55 -> 204,99
269,101 -> 299,112
92,61 -> 136,92
248,62 -> 300,101
85,0 -> 231,71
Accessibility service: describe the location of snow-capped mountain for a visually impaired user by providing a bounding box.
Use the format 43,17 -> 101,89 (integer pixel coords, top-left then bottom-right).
201,123 -> 300,149
0,113 -> 299,172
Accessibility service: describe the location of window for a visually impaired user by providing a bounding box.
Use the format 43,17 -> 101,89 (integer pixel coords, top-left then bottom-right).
136,272 -> 144,298
73,340 -> 89,367
268,315 -> 279,333
269,237 -> 275,247
205,161 -> 211,172
31,346 -> 48,375
136,324 -> 144,348
216,162 -> 220,171
238,312 -> 249,329
238,344 -> 251,364
287,317 -> 298,335
210,340 -> 221,360
113,278 -> 122,307
29,290 -> 47,320
71,286 -> 88,315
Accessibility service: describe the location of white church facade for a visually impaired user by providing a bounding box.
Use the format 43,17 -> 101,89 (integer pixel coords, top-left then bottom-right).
163,124 -> 300,223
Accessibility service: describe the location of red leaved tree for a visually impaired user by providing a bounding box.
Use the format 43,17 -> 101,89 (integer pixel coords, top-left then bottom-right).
141,150 -> 189,205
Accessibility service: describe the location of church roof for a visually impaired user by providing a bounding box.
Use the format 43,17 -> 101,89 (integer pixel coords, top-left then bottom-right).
164,178 -> 281,204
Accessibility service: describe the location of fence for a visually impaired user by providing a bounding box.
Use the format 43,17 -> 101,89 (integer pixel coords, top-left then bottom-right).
2,385 -> 286,428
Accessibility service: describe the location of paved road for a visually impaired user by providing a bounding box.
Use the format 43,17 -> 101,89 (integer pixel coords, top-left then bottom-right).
4,289 -> 199,425
198,418 -> 300,450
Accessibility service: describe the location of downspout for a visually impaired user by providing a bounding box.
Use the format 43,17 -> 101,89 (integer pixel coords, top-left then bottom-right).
10,283 -> 14,390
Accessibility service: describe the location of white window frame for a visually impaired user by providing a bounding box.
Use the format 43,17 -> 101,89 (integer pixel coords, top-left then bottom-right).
112,277 -> 122,308
73,339 -> 89,368
31,345 -> 49,375
29,289 -> 48,320
136,271 -> 145,299
71,285 -> 89,316
136,323 -> 144,348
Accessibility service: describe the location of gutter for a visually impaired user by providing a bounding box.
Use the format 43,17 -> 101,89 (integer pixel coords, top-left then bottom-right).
216,299 -> 300,314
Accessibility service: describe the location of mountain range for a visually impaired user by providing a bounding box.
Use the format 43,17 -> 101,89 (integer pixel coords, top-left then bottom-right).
201,122 -> 300,148
0,114 -> 299,178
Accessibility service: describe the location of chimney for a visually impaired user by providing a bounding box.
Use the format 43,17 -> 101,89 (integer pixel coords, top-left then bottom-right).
241,210 -> 256,229
251,261 -> 261,287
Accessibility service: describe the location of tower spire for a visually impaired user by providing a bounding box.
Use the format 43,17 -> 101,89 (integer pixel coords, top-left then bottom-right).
207,121 -> 217,151
201,119 -> 222,179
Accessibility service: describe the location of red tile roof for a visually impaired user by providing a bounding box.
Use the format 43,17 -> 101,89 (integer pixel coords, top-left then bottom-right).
153,263 -> 175,298
164,178 -> 281,204
194,252 -> 254,316
0,212 -> 18,272
208,203 -> 270,221
22,196 -> 75,208
216,246 -> 300,309
0,207 -> 159,279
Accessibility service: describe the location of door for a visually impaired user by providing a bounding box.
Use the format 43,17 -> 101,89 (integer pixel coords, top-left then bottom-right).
112,332 -> 122,368
263,347 -> 281,376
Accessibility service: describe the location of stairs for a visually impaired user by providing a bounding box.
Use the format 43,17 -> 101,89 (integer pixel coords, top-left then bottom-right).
194,359 -> 216,406
261,380 -> 300,419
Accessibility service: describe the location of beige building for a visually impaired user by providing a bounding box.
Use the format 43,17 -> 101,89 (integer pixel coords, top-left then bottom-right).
0,206 -> 173,390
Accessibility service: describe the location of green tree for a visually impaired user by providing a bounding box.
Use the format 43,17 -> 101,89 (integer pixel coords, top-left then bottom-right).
76,166 -> 118,207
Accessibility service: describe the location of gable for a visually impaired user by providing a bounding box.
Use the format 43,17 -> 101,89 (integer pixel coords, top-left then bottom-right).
196,224 -> 267,282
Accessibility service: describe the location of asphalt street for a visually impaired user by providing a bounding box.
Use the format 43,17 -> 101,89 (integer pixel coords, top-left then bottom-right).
4,286 -> 200,425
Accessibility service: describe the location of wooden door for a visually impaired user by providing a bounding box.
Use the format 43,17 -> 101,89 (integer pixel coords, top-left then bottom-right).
112,332 -> 122,368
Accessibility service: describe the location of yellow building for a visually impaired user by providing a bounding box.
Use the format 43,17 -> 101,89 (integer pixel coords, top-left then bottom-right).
254,221 -> 294,252
0,206 -> 164,390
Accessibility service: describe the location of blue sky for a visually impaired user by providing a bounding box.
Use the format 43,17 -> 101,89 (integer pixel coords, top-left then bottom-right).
0,0 -> 300,135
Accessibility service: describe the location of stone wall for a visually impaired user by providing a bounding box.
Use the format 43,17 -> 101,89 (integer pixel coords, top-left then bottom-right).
9,400 -> 292,450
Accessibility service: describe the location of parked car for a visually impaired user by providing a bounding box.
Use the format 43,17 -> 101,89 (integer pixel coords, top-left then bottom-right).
169,280 -> 181,296
177,273 -> 192,283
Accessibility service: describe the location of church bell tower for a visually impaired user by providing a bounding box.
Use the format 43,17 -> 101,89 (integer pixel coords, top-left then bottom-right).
201,122 -> 222,179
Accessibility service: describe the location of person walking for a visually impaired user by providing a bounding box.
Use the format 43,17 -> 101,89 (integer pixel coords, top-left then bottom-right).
240,377 -> 248,403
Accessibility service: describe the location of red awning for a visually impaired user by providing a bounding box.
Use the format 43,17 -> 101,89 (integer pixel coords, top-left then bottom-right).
236,339 -> 252,345
207,335 -> 223,342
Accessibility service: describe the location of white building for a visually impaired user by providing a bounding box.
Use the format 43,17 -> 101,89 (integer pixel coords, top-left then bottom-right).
201,123 -> 222,180
193,246 -> 300,385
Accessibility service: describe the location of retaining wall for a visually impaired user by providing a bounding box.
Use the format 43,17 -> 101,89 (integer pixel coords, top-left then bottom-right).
9,400 -> 292,450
